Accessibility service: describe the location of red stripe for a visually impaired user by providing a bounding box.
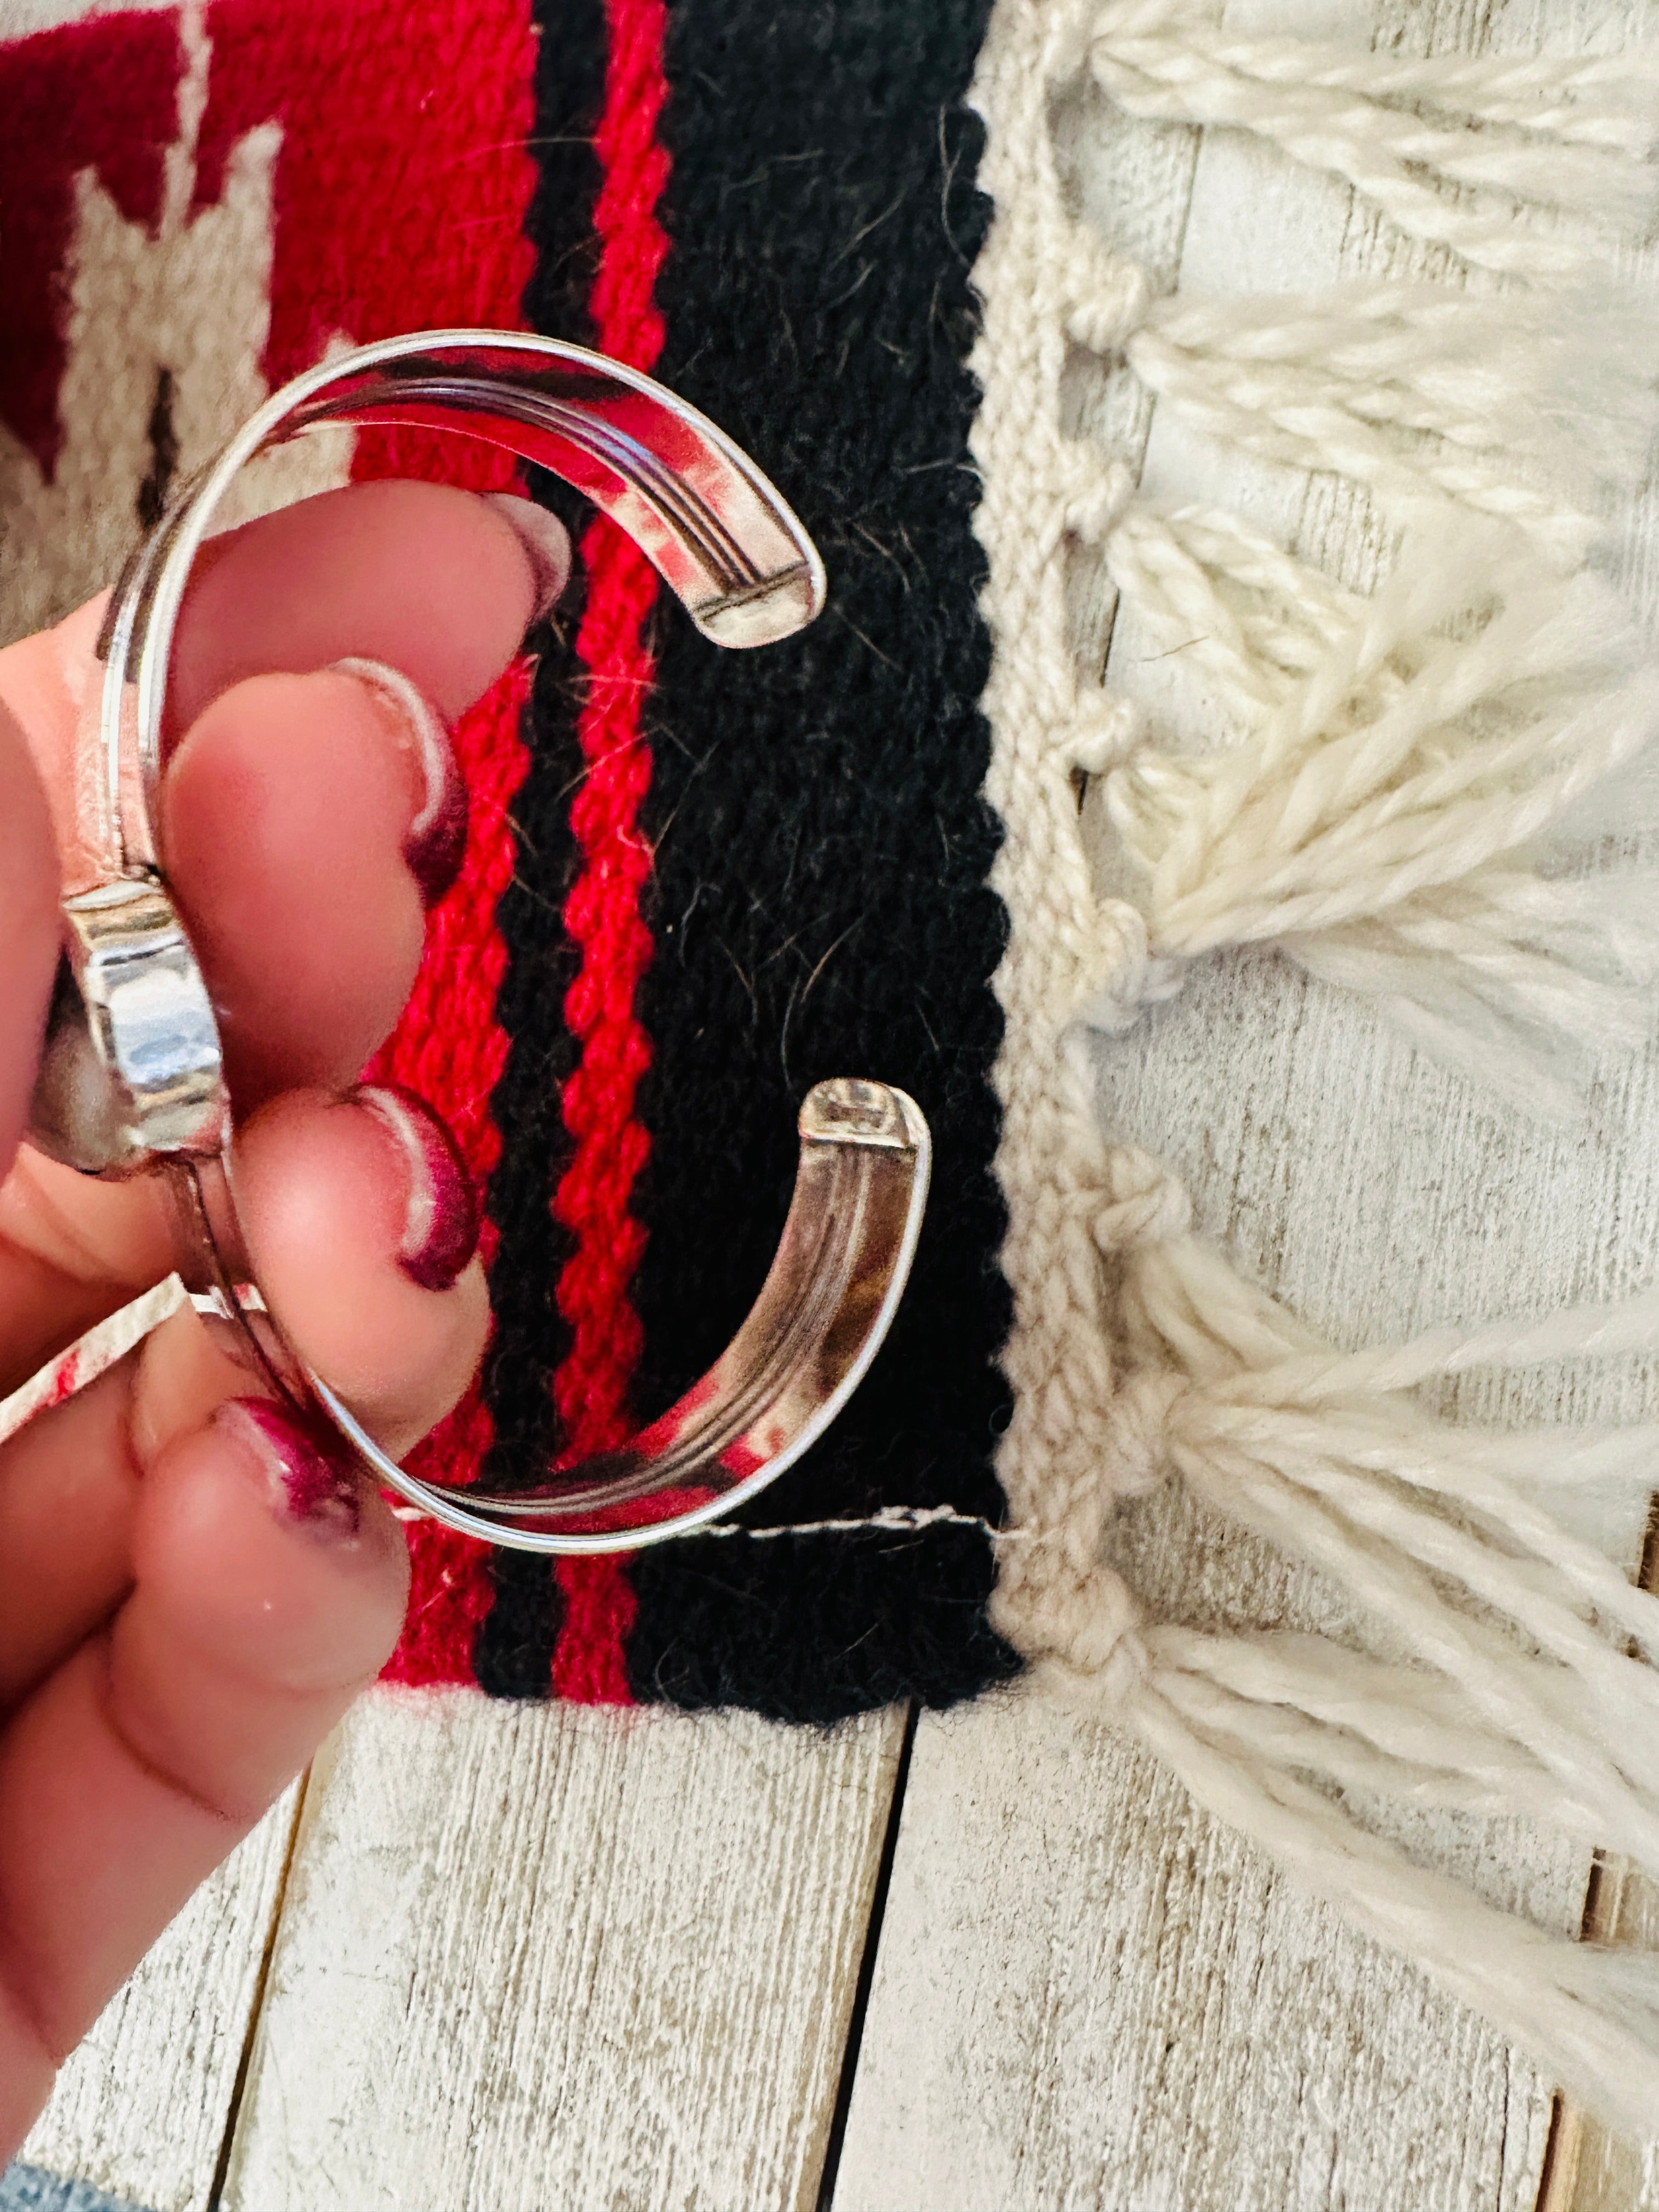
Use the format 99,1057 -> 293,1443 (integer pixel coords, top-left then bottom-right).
193,0 -> 543,1681
46,1351 -> 78,1408
548,0 -> 672,1704
376,660 -> 532,1686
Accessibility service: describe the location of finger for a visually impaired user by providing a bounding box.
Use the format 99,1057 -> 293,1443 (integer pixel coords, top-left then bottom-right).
0,1358 -> 145,1713
166,482 -> 566,738
0,699 -> 60,1185
0,1393 -> 408,2116
231,1084 -> 490,1451
0,1146 -> 173,1401
160,665 -> 433,1101
0,483 -> 566,1380
0,659 -> 469,1394
0,1084 -> 485,1706
0,485 -> 566,891
0,1302 -> 258,1718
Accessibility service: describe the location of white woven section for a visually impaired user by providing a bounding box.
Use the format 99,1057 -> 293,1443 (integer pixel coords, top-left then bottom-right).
968,0 -> 1159,1689
0,0 -> 353,649
969,0 -> 1659,2136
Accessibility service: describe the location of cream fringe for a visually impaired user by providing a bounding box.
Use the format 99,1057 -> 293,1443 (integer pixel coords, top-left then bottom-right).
1106,516 -> 1659,1110
969,0 -> 1659,2136
1086,0 -> 1659,275
1109,282 -> 1658,565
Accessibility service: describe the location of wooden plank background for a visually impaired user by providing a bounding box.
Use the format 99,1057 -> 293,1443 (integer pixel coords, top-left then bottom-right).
217,1699 -> 904,2212
12,0 -> 1659,2203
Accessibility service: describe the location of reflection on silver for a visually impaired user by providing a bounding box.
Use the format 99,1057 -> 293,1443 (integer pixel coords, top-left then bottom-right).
30,882 -> 228,1176
313,1080 -> 929,1551
24,331 -> 928,1554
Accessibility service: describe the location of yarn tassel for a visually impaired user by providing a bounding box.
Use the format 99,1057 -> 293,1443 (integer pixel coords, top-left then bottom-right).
1086,0 -> 1659,276
1134,1679 -> 1659,2138
1098,514 -> 1659,1110
1073,280 -> 1659,566
1017,1150 -> 1659,2134
1103,500 -> 1370,721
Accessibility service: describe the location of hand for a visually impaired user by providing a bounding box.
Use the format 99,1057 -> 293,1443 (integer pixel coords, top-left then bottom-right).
0,480 -> 568,2152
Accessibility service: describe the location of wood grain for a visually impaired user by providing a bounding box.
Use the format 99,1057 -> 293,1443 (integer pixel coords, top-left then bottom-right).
834,1690 -> 1556,2212
218,1691 -> 904,2212
20,1787 -> 301,2212
832,0 -> 1659,2203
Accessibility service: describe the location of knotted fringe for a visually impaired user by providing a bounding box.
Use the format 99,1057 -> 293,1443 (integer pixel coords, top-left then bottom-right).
1040,17 -> 1659,1106
993,1132 -> 1659,2132
1084,281 -> 1659,567
1086,0 -> 1659,276
1103,514 -> 1659,1111
969,0 -> 1659,2132
1052,1153 -> 1659,2136
1044,1 -> 1659,1101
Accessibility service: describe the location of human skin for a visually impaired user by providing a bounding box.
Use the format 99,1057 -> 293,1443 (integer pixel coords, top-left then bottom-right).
0,479 -> 568,2152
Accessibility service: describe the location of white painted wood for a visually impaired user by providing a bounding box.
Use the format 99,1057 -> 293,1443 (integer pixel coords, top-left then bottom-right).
219,1691 -> 903,2212
20,1786 -> 300,2212
834,1692 -> 1555,2212
833,0 -> 1659,2204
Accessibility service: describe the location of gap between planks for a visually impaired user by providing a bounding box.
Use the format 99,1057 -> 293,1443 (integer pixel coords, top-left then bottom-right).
213,1690 -> 909,2212
204,1770 -> 313,2212
1537,1498 -> 1659,2212
20,1784 -> 305,2212
814,1699 -> 922,2212
27,1690 -> 916,2212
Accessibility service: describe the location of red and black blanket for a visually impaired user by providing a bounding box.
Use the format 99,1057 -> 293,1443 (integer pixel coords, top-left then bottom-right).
0,0 -> 1019,1721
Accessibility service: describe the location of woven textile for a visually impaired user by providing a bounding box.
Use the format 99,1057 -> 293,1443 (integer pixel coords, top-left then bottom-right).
0,0 -> 1020,1722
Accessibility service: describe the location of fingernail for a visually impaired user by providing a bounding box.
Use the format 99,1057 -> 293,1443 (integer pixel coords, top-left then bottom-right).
215,1397 -> 362,1541
349,1082 -> 480,1293
482,493 -> 571,623
330,656 -> 467,909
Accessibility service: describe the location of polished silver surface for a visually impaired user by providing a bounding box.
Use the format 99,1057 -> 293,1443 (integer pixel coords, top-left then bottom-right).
25,330 -> 925,1554
29,881 -> 229,1177
75,332 -> 827,895
310,1080 -> 929,1551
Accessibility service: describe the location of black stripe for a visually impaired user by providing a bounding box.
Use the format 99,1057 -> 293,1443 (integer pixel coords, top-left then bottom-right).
624,0 -> 1018,1720
471,0 -> 608,1701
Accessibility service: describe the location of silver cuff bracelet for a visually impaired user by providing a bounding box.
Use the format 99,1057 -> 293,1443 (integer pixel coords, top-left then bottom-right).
25,329 -> 930,1554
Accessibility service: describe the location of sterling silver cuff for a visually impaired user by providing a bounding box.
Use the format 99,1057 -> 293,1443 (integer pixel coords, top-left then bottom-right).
26,329 -> 930,1553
